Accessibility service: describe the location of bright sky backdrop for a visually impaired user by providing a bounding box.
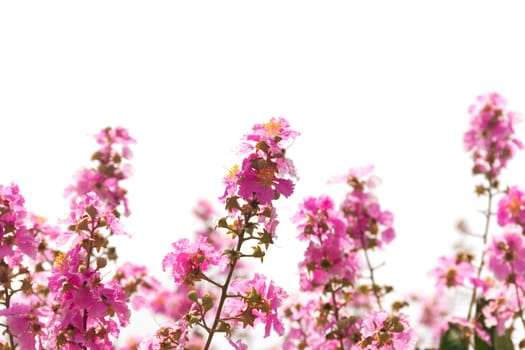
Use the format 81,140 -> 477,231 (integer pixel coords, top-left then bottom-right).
2,1 -> 525,345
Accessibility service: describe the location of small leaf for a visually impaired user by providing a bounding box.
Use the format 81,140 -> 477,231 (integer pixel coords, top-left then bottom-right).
494,331 -> 514,350
439,325 -> 469,350
187,290 -> 199,303
201,294 -> 214,312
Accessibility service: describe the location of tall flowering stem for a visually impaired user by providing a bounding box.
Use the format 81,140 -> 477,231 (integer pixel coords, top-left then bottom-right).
283,167 -> 414,349
466,187 -> 493,321
463,92 -> 522,323
162,117 -> 299,349
340,166 -> 396,310
291,194 -> 359,348
0,184 -> 42,350
205,117 -> 298,348
65,126 -> 136,218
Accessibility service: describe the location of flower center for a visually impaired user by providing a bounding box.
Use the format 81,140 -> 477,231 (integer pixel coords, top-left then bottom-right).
256,167 -> 275,186
227,164 -> 239,179
506,195 -> 522,217
263,120 -> 281,138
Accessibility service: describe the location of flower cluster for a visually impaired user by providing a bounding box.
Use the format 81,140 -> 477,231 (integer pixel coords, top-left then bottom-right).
414,92 -> 525,348
65,126 -> 136,217
294,195 -> 360,291
464,92 -> 522,182
6,95 -> 525,349
339,166 -> 396,249
283,168 -> 415,349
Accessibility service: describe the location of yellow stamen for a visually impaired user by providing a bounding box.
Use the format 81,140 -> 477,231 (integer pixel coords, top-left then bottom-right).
54,252 -> 66,268
263,120 -> 281,138
256,167 -> 275,186
506,196 -> 522,217
227,164 -> 239,179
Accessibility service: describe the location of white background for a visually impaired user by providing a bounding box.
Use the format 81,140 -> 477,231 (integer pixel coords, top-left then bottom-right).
2,1 -> 525,346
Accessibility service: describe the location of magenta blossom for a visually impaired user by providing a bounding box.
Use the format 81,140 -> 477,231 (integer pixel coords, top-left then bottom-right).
224,273 -> 288,338
162,236 -> 227,285
486,225 -> 525,281
0,183 -> 38,262
497,186 -> 525,227
338,166 -> 396,249
220,118 -> 299,205
45,245 -> 130,348
237,153 -> 295,204
60,191 -> 127,245
65,126 -> 135,216
299,233 -> 360,291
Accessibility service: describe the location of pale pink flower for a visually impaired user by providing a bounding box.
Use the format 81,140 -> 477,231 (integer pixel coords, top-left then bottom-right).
162,236 -> 226,284
242,117 -> 300,155
138,320 -> 189,350
486,226 -> 525,281
482,281 -> 521,335
429,254 -> 475,289
224,273 -> 288,338
497,186 -> 525,227
360,310 -> 416,350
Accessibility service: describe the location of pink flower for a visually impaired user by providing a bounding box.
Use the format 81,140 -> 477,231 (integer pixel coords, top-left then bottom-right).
61,192 -> 127,245
224,273 -> 288,338
45,244 -> 130,348
293,195 -> 360,291
482,281 -> 522,335
293,195 -> 346,241
237,154 -> 295,204
360,310 -> 416,350
138,320 -> 189,350
0,183 -> 38,262
339,167 -> 396,249
299,233 -> 360,291
242,117 -> 300,155
220,118 -> 299,205
497,186 -> 525,227
192,198 -> 218,222
429,254 -> 475,289
227,337 -> 248,350
486,226 -> 525,281
162,236 -> 226,284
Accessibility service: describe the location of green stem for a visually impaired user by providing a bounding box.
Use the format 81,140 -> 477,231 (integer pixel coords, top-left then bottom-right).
467,187 -> 493,321
361,237 -> 383,309
4,285 -> 17,350
204,234 -> 243,350
329,285 -> 345,350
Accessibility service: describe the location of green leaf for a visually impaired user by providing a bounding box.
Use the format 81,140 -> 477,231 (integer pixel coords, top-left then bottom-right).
201,294 -> 214,312
187,290 -> 199,303
494,331 -> 514,350
474,334 -> 490,350
439,325 -> 469,350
